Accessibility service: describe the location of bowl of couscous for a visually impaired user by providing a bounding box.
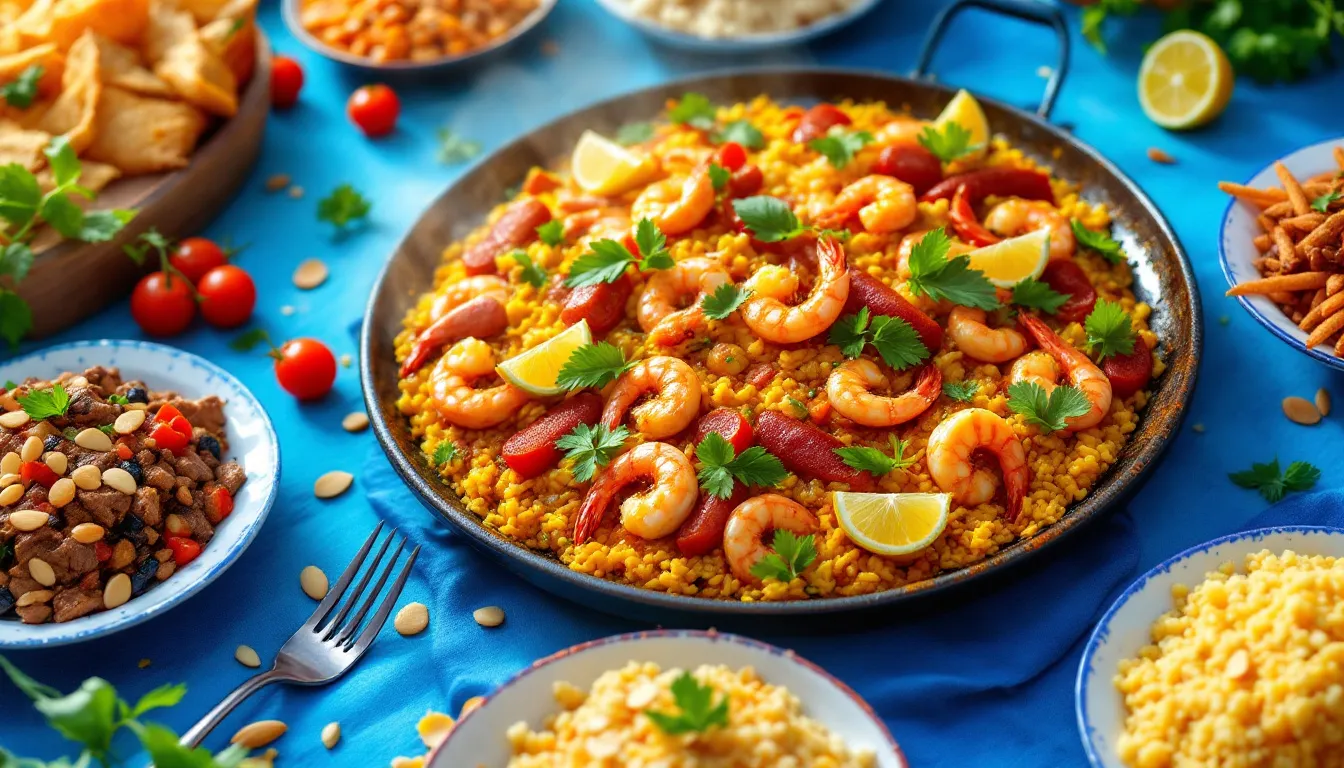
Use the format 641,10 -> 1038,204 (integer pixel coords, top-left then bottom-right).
1076,525 -> 1344,768
590,0 -> 884,53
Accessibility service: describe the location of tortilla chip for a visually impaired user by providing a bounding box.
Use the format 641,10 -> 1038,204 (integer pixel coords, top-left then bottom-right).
36,0 -> 150,50
92,32 -> 171,97
36,29 -> 99,153
0,43 -> 66,101
199,15 -> 252,84
143,0 -> 235,116
85,85 -> 204,173
0,119 -> 51,170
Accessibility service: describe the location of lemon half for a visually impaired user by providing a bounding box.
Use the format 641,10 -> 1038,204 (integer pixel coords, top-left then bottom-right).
933,89 -> 990,160
965,229 -> 1051,288
1138,30 -> 1234,130
833,492 -> 951,557
496,320 -> 592,397
571,130 -> 655,195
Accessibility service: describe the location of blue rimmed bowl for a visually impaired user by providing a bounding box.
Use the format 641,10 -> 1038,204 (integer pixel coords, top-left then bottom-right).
590,0 -> 883,53
1076,525 -> 1344,767
1219,138 -> 1344,372
429,629 -> 906,767
0,340 -> 280,648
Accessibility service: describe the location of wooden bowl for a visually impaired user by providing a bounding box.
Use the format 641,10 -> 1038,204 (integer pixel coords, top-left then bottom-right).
15,34 -> 271,338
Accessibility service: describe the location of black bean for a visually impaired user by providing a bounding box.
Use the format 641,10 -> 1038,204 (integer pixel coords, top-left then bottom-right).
0,586 -> 13,616
130,558 -> 160,595
43,436 -> 61,452
115,515 -> 146,546
125,387 -> 149,404
197,435 -> 221,460
119,459 -> 143,486
46,514 -> 61,529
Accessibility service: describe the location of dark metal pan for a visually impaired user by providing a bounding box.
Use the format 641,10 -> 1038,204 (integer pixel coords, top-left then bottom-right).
361,0 -> 1201,623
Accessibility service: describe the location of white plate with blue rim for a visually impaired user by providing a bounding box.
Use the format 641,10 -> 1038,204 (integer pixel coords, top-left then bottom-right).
0,340 -> 279,648
591,0 -> 883,53
429,629 -> 907,767
1219,137 -> 1344,372
1076,525 -> 1344,766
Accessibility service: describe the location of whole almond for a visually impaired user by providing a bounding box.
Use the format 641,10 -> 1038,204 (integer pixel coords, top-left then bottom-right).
231,720 -> 287,749
314,471 -> 354,499
1282,396 -> 1322,425
235,645 -> 262,668
1317,388 -> 1332,416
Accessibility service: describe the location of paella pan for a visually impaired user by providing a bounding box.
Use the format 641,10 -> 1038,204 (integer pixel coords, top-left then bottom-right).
362,0 -> 1200,619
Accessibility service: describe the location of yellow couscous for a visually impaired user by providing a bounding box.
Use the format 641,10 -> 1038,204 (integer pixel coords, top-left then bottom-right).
1114,550 -> 1344,767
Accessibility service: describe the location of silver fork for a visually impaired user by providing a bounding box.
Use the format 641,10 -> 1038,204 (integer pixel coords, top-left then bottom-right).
181,523 -> 420,748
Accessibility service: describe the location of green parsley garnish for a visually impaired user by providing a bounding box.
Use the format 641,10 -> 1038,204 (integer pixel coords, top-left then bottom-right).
785,396 -> 809,418
1229,457 -> 1320,503
942,380 -> 979,402
700,283 -> 751,321
827,307 -> 930,370
317,184 -> 372,232
17,383 -> 70,420
0,541 -> 11,566
1010,277 -> 1069,314
749,529 -> 817,582
694,432 -> 788,499
1006,381 -> 1092,432
97,423 -> 117,436
229,327 -> 272,352
1311,190 -> 1341,213
436,128 -> 482,164
107,394 -> 130,406
917,122 -> 978,163
904,228 -> 999,310
3,381 -> 15,391
615,122 -> 656,146
536,219 -> 565,247
834,435 -> 915,475
1,65 -> 43,109
708,162 -> 731,192
433,441 -> 459,466
556,423 -> 629,483
508,250 -> 547,289
555,343 -> 634,390
1071,220 -> 1124,264
731,196 -> 809,242
1084,299 -> 1136,361
808,130 -> 873,169
566,220 -> 672,287
714,119 -> 765,150
633,218 -> 672,269
644,671 -> 729,735
668,92 -> 716,130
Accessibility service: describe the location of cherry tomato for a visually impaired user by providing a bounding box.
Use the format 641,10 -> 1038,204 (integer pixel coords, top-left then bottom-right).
873,144 -> 943,195
211,486 -> 234,521
196,265 -> 256,328
347,84 -> 400,137
273,338 -> 337,400
169,238 -> 227,284
714,142 -> 747,172
728,165 -> 763,198
792,103 -> 852,144
271,55 -> 304,109
130,272 -> 196,337
165,536 -> 202,566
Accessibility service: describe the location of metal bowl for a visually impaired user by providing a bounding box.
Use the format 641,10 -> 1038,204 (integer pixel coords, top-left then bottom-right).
361,0 -> 1201,622
589,0 -> 884,53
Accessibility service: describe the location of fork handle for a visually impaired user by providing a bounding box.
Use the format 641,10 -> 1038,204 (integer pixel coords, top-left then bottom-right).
180,669 -> 290,748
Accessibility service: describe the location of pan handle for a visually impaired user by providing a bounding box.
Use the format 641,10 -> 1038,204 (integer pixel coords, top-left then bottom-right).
912,0 -> 1070,120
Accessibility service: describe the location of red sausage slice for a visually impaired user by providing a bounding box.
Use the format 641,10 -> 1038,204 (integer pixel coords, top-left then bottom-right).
560,274 -> 633,336
691,408 -> 754,456
792,103 -> 852,144
873,144 -> 943,195
676,483 -> 750,557
1102,337 -> 1153,399
845,271 -> 943,354
1040,260 -> 1098,324
462,199 -> 553,276
921,168 -> 1055,206
755,410 -> 874,491
501,393 -> 604,479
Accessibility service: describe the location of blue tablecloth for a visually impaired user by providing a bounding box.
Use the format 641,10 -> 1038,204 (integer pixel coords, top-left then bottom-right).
4,1 -> 1344,765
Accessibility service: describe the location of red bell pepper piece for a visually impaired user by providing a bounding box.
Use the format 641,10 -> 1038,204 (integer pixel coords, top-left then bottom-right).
155,404 -> 193,439
150,422 -> 190,455
20,460 -> 59,488
921,167 -> 1055,206
93,541 -> 112,562
501,393 -> 604,479
165,536 -> 202,566
691,409 -> 754,456
212,486 -> 234,521
754,410 -> 874,491
948,186 -> 1001,247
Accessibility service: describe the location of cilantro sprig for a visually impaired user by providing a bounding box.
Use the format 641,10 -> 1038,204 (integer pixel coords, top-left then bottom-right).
808,129 -> 873,169
834,435 -> 915,475
918,122 -> 978,163
749,530 -> 817,582
1,65 -> 43,109
1010,278 -> 1068,314
1006,381 -> 1092,432
942,380 -> 979,402
565,219 -> 672,287
16,382 -> 70,420
644,672 -> 729,735
714,119 -> 765,150
436,128 -> 482,165
732,196 -> 809,242
1084,299 -> 1136,361
1071,221 -> 1125,264
695,432 -> 788,499
668,92 -> 717,131
615,122 -> 655,146
700,283 -> 751,321
556,343 -> 635,390
904,228 -> 999,310
827,307 -> 930,370
555,423 -> 629,482
708,163 -> 731,193
432,440 -> 459,466
507,250 -> 547,289
1312,190 -> 1341,213
1229,458 -> 1320,503
536,219 -> 565,248
316,184 -> 371,232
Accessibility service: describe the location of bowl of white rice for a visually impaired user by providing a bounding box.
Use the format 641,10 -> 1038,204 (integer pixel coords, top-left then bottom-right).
592,0 -> 884,52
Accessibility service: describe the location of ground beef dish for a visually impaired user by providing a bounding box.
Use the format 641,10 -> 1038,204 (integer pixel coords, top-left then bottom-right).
0,367 -> 246,625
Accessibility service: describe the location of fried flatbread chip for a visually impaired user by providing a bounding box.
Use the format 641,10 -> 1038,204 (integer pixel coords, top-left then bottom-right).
85,85 -> 205,173
144,0 -> 236,116
91,33 -> 172,97
0,119 -> 51,170
35,29 -> 100,153
0,43 -> 64,102
19,0 -> 150,50
199,15 -> 253,84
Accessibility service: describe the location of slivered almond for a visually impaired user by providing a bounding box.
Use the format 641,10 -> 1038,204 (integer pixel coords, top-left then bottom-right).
0,411 -> 30,429
231,720 -> 287,749
235,645 -> 262,668
16,589 -> 53,607
341,412 -> 369,432
473,606 -> 504,628
29,558 -> 55,587
293,259 -> 329,290
1317,388 -> 1332,416
1282,396 -> 1322,425
314,471 -> 354,499
9,509 -> 49,532
74,428 -> 113,452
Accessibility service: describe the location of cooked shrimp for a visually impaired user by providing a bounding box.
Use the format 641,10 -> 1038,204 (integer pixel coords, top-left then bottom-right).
821,176 -> 917,234
826,360 -> 941,428
429,275 -> 510,320
926,408 -> 1029,521
631,165 -> 715,237
1008,351 -> 1060,392
946,306 -> 1029,363
896,230 -> 975,278
723,494 -> 819,581
562,206 -> 631,241
873,118 -> 930,146
637,257 -> 732,346
1017,314 -> 1113,432
572,442 -> 697,544
742,236 -> 850,344
430,338 -> 531,429
984,199 -> 1075,261
601,356 -> 701,439
401,295 -> 509,377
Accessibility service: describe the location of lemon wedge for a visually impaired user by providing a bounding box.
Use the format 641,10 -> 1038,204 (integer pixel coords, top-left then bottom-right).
1138,30 -> 1233,130
965,229 -> 1051,288
571,130 -> 655,195
933,89 -> 989,160
833,492 -> 951,557
496,320 -> 592,397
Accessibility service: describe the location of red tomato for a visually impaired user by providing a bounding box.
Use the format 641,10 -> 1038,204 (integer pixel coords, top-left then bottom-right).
273,338 -> 337,400
130,272 -> 196,337
271,55 -> 304,109
165,536 -> 202,566
691,409 -> 754,455
347,84 -> 400,137
714,142 -> 747,172
196,265 -> 256,328
169,238 -> 227,284
149,423 -> 189,455
93,541 -> 112,562
156,404 -> 194,438
792,103 -> 852,144
21,460 -> 59,488
873,144 -> 943,195
212,486 -> 234,521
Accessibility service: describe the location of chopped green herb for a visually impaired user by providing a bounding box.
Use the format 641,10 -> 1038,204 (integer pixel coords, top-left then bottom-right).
1071,220 -> 1124,264
918,122 -> 977,163
668,92 -> 717,131
1006,381 -> 1092,432
714,119 -> 765,150
749,529 -> 817,582
700,283 -> 751,321
229,328 -> 272,353
942,380 -> 979,402
834,435 -> 915,475
566,225 -> 671,288
695,432 -> 788,499
97,423 -> 117,436
1084,299 -> 1136,361
436,128 -> 482,164
644,671 -> 729,735
808,130 -> 873,169
556,343 -> 634,390
107,394 -> 130,406
1229,457 -> 1320,503
1311,190 -> 1341,213
431,441 -> 459,467
1010,277 -> 1069,314
708,162 -> 731,192
508,250 -> 547,289
732,196 -> 809,242
316,184 -> 372,231
633,218 -> 672,270
556,423 -> 629,482
536,219 -> 565,247
827,307 -> 930,370
17,383 -> 69,420
3,380 -> 16,391
905,228 -> 999,310
615,122 -> 656,146
0,65 -> 43,109
785,396 -> 809,418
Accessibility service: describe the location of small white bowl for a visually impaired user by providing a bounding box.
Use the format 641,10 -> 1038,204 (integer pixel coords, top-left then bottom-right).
591,0 -> 883,53
1219,137 -> 1344,372
430,629 -> 906,767
0,340 -> 279,648
1076,525 -> 1344,767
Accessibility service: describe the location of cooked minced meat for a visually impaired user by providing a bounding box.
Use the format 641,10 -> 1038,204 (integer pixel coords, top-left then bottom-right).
0,367 -> 246,625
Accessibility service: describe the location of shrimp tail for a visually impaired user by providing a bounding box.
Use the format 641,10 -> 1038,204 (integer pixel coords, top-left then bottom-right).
1016,313 -> 1063,357
401,296 -> 508,377
912,362 -> 943,403
573,491 -> 607,544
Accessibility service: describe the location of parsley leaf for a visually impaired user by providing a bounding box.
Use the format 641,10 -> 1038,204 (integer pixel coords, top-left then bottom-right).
1010,278 -> 1069,314
432,441 -> 458,466
732,196 -> 809,242
317,184 -> 371,231
714,119 -> 765,150
1230,458 -> 1320,503
633,218 -> 672,270
0,242 -> 34,283
229,327 -> 271,352
1084,299 -> 1136,361
17,383 -> 70,420
556,423 -> 629,482
107,394 -> 129,405
905,228 -> 999,310
565,239 -> 635,287
829,307 -> 872,359
0,290 -> 31,349
700,283 -> 751,321
785,396 -> 808,418
644,671 -> 729,735
827,308 -> 929,370
695,432 -> 788,499
668,92 -> 717,130
436,128 -> 482,164
536,219 -> 565,247
942,380 -> 979,402
1006,381 -> 1092,432
808,130 -> 873,169
615,122 -> 655,146
1312,190 -> 1341,213
556,343 -> 634,390
918,122 -> 978,163
508,250 -> 547,289
0,65 -> 43,109
749,529 -> 817,582
834,435 -> 915,475
1071,220 -> 1124,264
708,162 -> 731,192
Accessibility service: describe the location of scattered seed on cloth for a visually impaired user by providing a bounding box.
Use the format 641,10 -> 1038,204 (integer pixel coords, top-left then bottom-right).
300,565 -> 329,600
266,174 -> 291,192
232,720 -> 287,749
1282,396 -> 1322,425
473,605 -> 504,628
340,354 -> 353,368
395,602 -> 430,636
288,185 -> 304,199
293,259 -> 329,290
314,471 -> 354,499
1147,147 -> 1176,164
321,722 -> 341,749
235,645 -> 261,668
342,412 -> 369,432
280,305 -> 296,316
1317,388 -> 1332,416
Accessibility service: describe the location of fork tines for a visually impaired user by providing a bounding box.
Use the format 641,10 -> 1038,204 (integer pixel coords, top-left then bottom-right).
303,522 -> 420,652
